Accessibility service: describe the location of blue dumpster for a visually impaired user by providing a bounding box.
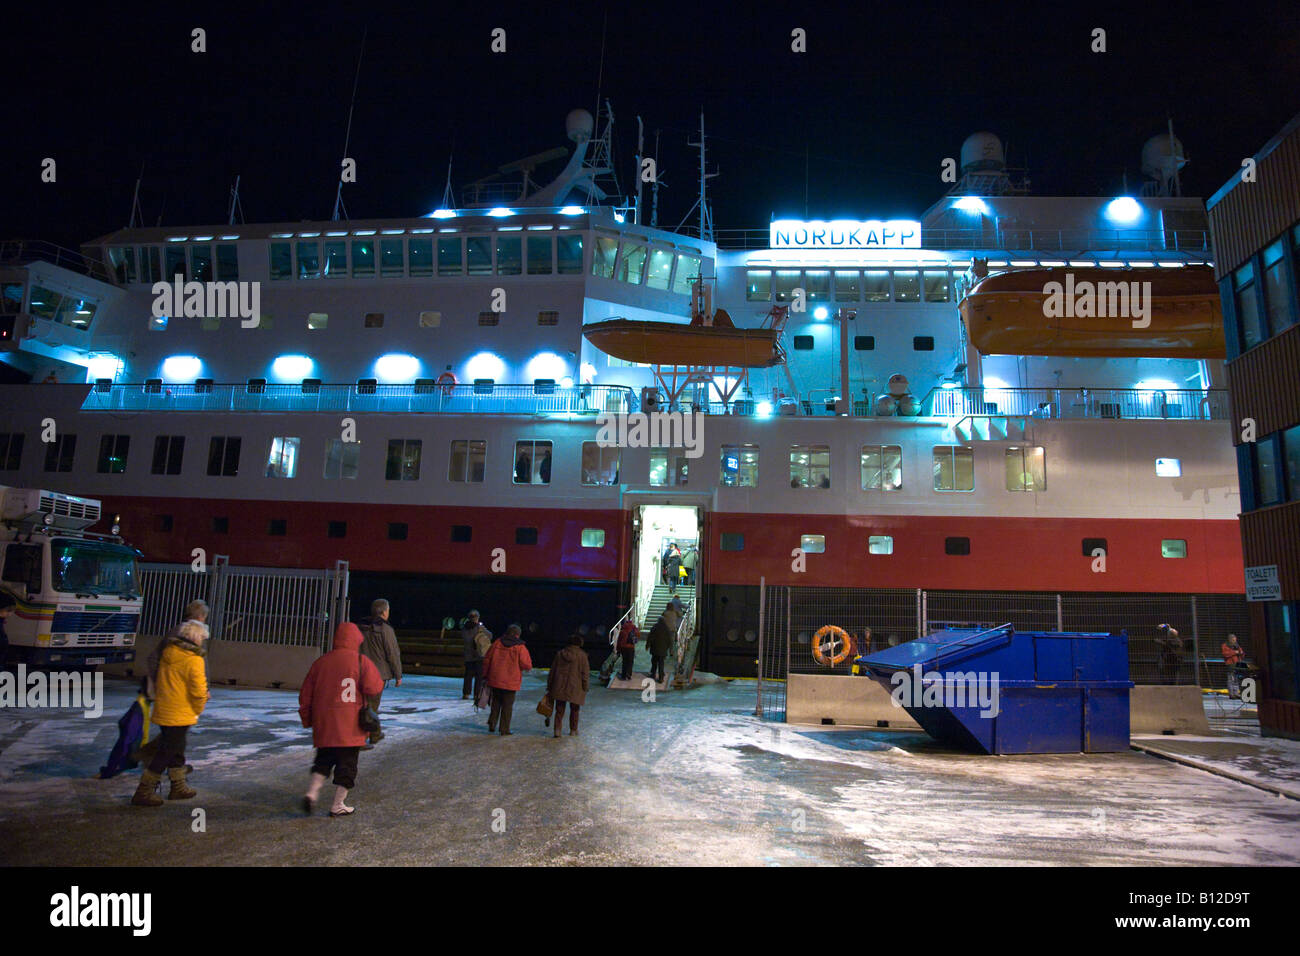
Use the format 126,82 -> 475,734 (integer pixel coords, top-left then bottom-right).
856,624 -> 1133,754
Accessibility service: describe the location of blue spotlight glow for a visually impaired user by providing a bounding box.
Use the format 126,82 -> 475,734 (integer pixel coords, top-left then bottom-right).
953,196 -> 988,215
1105,197 -> 1142,223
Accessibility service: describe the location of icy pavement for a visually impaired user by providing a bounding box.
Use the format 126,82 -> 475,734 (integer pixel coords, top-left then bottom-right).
2,674 -> 1299,866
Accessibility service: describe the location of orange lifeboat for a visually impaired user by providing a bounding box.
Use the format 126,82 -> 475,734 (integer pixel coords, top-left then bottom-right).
959,265 -> 1224,358
582,315 -> 784,368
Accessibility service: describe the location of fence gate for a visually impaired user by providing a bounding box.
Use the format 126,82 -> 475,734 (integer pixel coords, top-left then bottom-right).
756,581 -> 789,719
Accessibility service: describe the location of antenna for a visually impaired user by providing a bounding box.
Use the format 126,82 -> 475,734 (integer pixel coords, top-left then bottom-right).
440,150 -> 456,209
332,25 -> 369,222
634,116 -> 644,226
676,111 -> 716,241
650,129 -> 666,229
227,175 -> 245,225
127,164 -> 144,229
1168,116 -> 1182,197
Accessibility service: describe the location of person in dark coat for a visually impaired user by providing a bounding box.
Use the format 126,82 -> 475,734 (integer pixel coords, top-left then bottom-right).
358,599 -> 402,745
462,609 -> 486,700
481,624 -> 533,735
299,622 -> 383,817
547,633 -> 591,737
615,618 -> 638,680
1156,623 -> 1183,684
664,546 -> 682,594
647,610 -> 676,684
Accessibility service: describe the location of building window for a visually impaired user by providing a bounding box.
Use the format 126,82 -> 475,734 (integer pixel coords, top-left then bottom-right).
933,446 -> 974,491
527,236 -> 554,275
1234,262 -> 1264,352
207,436 -> 241,476
266,437 -> 300,479
268,519 -> 287,536
581,528 -> 606,548
861,445 -> 902,491
746,270 -> 771,302
1261,239 -> 1295,337
799,534 -> 826,554
1005,446 -> 1046,491
581,441 -> 620,485
513,440 -> 552,484
913,336 -> 935,351
0,433 -> 24,470
449,440 -> 486,483
1161,539 -> 1187,559
364,312 -> 384,329
650,447 -> 689,486
1283,424 -> 1300,503
516,527 -> 539,545
385,439 -> 422,481
591,236 -> 618,278
213,516 -> 229,534
1082,537 -> 1107,556
328,521 -> 346,539
868,535 -> 893,555
538,310 -> 559,326
351,239 -> 375,277
419,311 -> 441,328
323,439 -> 360,479
854,335 -> 875,351
44,434 -> 76,473
793,335 -> 814,350
1256,437 -> 1282,506
923,271 -> 951,302
790,444 -> 831,488
557,235 -> 584,274
388,522 -> 409,541
1155,457 -> 1181,477
1265,602 -> 1298,702
96,434 -> 130,474
720,532 -> 744,551
307,312 -> 328,330
945,536 -> 971,555
451,524 -> 472,543
152,435 -> 185,475
894,271 -> 920,302
496,236 -> 522,275
720,444 -> 759,488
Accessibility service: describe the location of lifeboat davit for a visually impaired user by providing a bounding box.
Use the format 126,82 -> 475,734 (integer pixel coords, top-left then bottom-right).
583,308 -> 784,368
959,265 -> 1224,358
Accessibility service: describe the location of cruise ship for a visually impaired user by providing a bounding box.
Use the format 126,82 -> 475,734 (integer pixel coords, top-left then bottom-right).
0,109 -> 1247,675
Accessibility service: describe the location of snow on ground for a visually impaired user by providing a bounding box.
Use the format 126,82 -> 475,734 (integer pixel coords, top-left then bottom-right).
1,673 -> 1299,866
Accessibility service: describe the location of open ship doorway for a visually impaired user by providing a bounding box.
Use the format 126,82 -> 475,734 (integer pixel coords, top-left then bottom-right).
636,504 -> 701,624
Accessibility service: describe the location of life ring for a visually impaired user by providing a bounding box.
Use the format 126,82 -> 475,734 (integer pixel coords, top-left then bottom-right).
812,625 -> 855,666
436,371 -> 457,395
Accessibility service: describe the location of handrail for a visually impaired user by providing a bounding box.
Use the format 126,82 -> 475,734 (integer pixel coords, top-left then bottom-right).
0,239 -> 115,282
924,386 -> 1230,421
672,598 -> 699,686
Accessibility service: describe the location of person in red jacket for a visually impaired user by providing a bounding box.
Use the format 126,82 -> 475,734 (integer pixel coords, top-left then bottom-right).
1221,633 -> 1247,699
616,618 -> 638,681
299,622 -> 383,817
481,623 -> 532,736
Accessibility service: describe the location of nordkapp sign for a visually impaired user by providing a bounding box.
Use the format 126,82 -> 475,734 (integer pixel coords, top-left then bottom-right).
769,219 -> 922,250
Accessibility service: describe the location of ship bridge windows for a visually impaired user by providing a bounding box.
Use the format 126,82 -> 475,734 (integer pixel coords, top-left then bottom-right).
44,434 -> 76,473
923,271 -> 951,302
190,245 -> 213,281
672,254 -> 700,295
438,237 -> 464,276
380,239 -> 404,277
216,243 -> 238,280
207,436 -> 241,477
834,270 -> 860,301
790,444 -> 831,488
449,439 -> 486,483
746,270 -> 771,302
581,441 -> 619,486
650,447 -> 689,487
496,236 -> 522,275
462,236 -> 489,276
803,271 -> 830,301
266,437 -> 300,479
323,240 -> 347,277
514,440 -> 552,484
861,445 -> 902,491
863,270 -> 889,301
933,445 -> 974,492
324,439 -> 360,479
1005,446 -> 1046,491
165,245 -> 186,282
558,235 -> 584,274
385,439 -> 422,481
270,242 -> 292,280
615,243 -> 647,284
527,236 -> 553,274
2,282 -> 23,312
28,286 -> 98,330
107,247 -> 136,284
0,433 -> 24,471
141,246 -> 162,283
773,270 -> 800,302
893,270 -> 920,302
407,237 -> 433,276
352,240 -> 375,277
646,249 -> 674,290
592,236 -> 618,278
720,444 -> 759,488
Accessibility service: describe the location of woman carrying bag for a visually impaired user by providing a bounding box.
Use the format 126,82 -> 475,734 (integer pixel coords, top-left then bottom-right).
546,633 -> 590,737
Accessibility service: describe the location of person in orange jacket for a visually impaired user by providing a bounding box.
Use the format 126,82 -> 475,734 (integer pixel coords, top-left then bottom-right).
1221,633 -> 1246,699
481,623 -> 532,735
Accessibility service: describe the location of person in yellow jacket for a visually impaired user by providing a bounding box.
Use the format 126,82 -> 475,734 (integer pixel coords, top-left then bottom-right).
132,600 -> 210,807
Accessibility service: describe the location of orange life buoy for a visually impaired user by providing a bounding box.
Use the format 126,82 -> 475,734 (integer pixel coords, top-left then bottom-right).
436,371 -> 457,395
812,625 -> 855,667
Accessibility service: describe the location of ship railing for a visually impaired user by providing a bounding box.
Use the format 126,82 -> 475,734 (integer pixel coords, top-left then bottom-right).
712,227 -> 1212,254
671,597 -> 699,687
0,239 -> 115,282
925,386 -> 1230,421
80,382 -> 639,415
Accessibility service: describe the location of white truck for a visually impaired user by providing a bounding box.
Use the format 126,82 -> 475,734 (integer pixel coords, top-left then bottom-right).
0,486 -> 143,667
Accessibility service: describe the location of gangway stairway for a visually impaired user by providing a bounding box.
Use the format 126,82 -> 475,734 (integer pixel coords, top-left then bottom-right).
607,581 -> 695,691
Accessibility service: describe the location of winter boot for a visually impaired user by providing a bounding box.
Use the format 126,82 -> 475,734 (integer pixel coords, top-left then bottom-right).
167,766 -> 197,800
131,770 -> 164,807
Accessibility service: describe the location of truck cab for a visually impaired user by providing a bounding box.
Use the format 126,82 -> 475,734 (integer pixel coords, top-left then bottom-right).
0,486 -> 143,667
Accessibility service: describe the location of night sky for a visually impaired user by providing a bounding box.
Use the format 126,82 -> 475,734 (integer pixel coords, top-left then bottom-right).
5,0 -> 1298,249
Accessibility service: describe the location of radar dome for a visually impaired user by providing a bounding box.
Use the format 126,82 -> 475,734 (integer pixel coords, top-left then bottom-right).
960,132 -> 1005,174
566,109 -> 595,144
887,373 -> 910,397
1141,133 -> 1186,182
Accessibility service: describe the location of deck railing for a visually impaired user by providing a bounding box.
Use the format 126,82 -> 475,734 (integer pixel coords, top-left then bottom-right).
925,387 -> 1230,421
0,239 -> 115,282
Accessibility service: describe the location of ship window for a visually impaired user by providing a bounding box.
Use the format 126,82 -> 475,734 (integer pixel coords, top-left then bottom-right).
894,270 -> 920,302
803,270 -> 830,301
323,241 -> 347,278
44,434 -> 76,473
1155,457 -> 1181,477
380,238 -> 404,277
496,236 -> 522,275
327,521 -> 346,539
672,254 -> 700,295
581,441 -> 620,486
581,528 -> 606,548
364,312 -> 384,329
268,519 -> 287,536
773,270 -> 799,302
1262,239 -> 1295,336
527,236 -> 554,275
0,433 -> 24,470
800,534 -> 826,554
190,245 -> 213,282
419,311 -> 441,328
646,249 -> 674,290
1234,262 -> 1263,351
27,286 -> 58,321
385,439 -> 422,481
1082,537 -> 1107,557
152,435 -> 185,475
478,311 -> 499,326
650,447 -> 689,487
143,246 -> 162,284
538,310 -> 559,326
793,335 -> 814,350
351,240 -> 375,277
1005,446 -> 1046,491
516,527 -> 539,545
207,436 -> 241,477
557,234 -> 583,274
449,439 -> 486,483
388,523 -> 408,541
720,443 -> 759,488
308,312 -> 328,330
790,444 -> 831,488
863,271 -> 890,301
451,524 -> 472,543
720,532 -> 744,551
96,434 -> 130,474
165,245 -> 187,282
201,314 -> 221,331
296,241 -> 321,279
1161,539 -> 1187,559
266,437 -> 300,479
323,439 -> 360,479
438,237 -> 464,276
156,515 -> 174,533
2,283 -> 23,312
854,335 -> 875,350
945,536 -> 970,555
913,336 -> 935,351
467,235 -> 492,276
108,247 -> 136,284
746,270 -> 771,302
933,446 -> 974,492
215,244 -> 238,281
592,236 -> 618,278
513,440 -> 552,484
834,270 -> 860,301
269,242 -> 291,280
861,445 -> 902,491
616,243 -> 647,284
408,237 -> 433,277
924,271 -> 951,302
868,535 -> 893,555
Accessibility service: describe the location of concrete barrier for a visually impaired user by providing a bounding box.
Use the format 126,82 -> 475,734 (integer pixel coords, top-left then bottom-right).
786,674 -> 922,729
1130,684 -> 1210,735
104,635 -> 320,690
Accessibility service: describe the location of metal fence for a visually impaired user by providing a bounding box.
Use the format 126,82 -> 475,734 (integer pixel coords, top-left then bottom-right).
138,556 -> 350,649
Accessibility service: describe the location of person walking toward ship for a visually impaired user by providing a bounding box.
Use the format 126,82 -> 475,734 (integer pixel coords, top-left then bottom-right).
358,599 -> 402,747
616,617 -> 639,681
462,609 -> 488,701
1155,623 -> 1183,684
482,624 -> 532,735
647,607 -> 676,685
298,621 -> 383,817
665,545 -> 682,594
131,607 -> 209,807
682,546 -> 697,587
547,633 -> 590,737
